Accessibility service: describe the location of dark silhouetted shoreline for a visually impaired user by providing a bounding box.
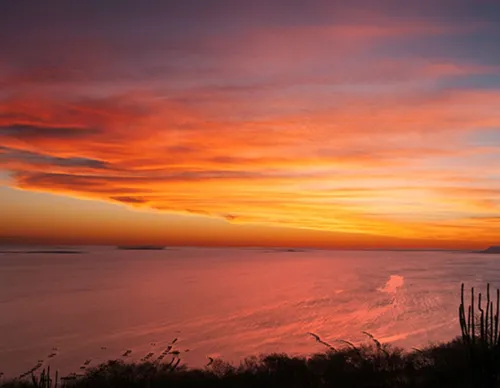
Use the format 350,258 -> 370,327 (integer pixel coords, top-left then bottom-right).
478,246 -> 500,254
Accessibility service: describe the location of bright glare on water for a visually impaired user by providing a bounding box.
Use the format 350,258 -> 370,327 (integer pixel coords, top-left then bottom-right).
0,247 -> 497,377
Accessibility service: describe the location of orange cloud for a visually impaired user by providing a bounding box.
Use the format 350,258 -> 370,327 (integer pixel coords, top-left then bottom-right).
1,85 -> 499,245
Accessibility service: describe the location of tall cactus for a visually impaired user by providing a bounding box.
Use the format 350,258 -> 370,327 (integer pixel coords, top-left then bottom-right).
459,283 -> 500,387
460,283 -> 500,349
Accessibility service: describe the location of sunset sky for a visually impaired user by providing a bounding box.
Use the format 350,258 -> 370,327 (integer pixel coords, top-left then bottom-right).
0,0 -> 499,248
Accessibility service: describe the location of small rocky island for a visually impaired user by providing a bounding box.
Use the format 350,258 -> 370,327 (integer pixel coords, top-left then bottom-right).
479,246 -> 500,254
117,246 -> 166,250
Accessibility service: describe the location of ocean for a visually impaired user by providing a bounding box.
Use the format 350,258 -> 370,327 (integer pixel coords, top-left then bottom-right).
0,247 -> 496,378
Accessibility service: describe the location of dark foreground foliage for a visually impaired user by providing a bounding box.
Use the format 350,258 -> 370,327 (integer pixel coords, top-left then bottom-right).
1,338 -> 493,388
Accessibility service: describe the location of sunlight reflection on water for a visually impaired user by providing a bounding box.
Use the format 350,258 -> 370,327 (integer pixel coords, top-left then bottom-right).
378,274 -> 405,294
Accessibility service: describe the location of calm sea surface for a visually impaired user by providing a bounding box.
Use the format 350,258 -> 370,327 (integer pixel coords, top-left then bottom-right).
0,247 -> 497,377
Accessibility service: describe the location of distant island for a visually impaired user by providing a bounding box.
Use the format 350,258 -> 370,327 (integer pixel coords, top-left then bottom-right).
479,246 -> 500,254
117,246 -> 166,250
0,250 -> 85,254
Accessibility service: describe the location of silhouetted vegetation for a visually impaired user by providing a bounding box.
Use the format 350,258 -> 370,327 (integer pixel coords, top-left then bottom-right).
4,284 -> 500,387
459,283 -> 500,387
